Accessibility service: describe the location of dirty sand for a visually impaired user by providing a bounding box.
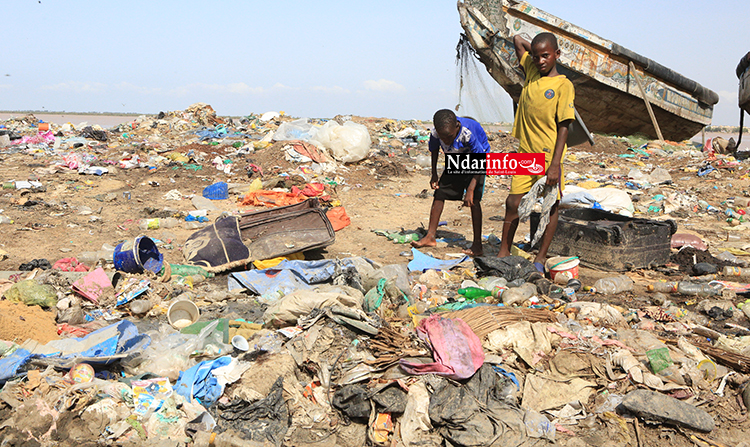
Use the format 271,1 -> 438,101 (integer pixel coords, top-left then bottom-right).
0,300 -> 59,344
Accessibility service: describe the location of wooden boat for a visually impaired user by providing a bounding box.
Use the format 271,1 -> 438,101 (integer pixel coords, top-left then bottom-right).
457,0 -> 719,141
736,52 -> 750,147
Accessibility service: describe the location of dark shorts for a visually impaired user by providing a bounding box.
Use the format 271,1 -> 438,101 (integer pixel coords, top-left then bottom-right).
434,172 -> 485,203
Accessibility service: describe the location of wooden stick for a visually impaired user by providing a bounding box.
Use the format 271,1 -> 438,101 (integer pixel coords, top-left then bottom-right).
633,418 -> 643,447
629,61 -> 665,142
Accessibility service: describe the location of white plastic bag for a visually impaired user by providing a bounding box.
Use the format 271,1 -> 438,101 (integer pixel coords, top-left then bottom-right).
273,118 -> 316,141
311,121 -> 371,163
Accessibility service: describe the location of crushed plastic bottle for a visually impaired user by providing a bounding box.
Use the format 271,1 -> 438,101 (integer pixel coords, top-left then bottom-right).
676,281 -> 722,297
592,275 -> 633,295
502,282 -> 537,306
647,281 -> 678,293
138,217 -> 180,230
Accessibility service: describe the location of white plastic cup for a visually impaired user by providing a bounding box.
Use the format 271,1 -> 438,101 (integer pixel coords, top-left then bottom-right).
167,300 -> 200,329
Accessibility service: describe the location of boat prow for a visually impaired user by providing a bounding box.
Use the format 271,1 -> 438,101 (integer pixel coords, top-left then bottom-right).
458,0 -> 718,141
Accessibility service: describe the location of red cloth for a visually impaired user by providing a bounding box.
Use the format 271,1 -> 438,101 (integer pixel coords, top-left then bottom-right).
53,257 -> 89,272
241,190 -> 305,208
326,207 -> 351,231
399,315 -> 484,380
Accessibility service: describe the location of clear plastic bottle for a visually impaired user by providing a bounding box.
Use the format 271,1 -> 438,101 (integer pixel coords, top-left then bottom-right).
129,299 -> 153,315
592,275 -> 633,295
676,281 -> 722,297
478,276 -> 507,290
723,266 -> 750,278
502,282 -> 537,306
185,220 -> 210,230
0,215 -> 12,224
138,217 -> 179,231
647,281 -> 678,293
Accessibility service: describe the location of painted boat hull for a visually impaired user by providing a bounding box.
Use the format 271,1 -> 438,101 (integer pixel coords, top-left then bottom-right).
458,1 -> 716,141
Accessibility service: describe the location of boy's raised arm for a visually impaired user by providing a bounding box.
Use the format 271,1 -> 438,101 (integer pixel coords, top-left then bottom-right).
513,35 -> 531,70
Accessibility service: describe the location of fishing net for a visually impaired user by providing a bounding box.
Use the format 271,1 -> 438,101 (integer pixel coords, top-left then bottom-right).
455,33 -> 512,124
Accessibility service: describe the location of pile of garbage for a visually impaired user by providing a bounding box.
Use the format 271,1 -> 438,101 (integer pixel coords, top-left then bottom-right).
3,105 -> 750,446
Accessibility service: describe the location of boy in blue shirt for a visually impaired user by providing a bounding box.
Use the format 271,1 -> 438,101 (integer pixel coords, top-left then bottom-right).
412,109 -> 490,256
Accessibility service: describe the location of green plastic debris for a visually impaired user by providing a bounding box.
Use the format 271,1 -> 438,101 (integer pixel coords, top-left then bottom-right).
4,280 -> 57,308
647,347 -> 673,373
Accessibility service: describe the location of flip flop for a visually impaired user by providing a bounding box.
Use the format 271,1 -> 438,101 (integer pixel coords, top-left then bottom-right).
533,262 -> 545,274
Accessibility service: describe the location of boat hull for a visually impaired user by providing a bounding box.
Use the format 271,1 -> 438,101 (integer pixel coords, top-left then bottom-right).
458,1 -> 715,141
741,67 -> 750,115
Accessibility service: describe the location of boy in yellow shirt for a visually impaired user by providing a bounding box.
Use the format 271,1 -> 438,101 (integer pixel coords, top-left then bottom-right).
497,32 -> 575,273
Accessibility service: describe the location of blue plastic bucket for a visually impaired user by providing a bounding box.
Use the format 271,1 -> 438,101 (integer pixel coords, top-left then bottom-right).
114,236 -> 163,274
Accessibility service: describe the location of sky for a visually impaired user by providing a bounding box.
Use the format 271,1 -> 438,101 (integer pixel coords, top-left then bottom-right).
3,0 -> 749,126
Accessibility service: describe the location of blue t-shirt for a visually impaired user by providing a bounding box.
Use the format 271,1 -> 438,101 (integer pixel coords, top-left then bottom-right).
428,117 -> 490,154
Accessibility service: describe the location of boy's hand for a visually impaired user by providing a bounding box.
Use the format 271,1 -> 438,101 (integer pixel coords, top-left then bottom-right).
546,161 -> 561,186
464,187 -> 475,208
430,174 -> 439,190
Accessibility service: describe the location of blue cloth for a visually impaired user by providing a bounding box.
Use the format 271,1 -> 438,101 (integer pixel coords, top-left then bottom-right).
407,248 -> 469,272
429,117 -> 490,154
228,268 -> 312,295
0,320 -> 149,384
174,356 -> 232,406
228,259 -> 348,294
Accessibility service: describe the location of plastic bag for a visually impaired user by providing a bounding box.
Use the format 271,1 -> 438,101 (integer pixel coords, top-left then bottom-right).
4,280 -> 57,308
311,121 -> 371,163
273,119 -> 316,141
362,264 -> 410,297
122,320 -> 229,381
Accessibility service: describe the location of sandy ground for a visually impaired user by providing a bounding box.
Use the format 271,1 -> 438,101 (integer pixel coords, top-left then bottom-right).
2,112 -> 750,445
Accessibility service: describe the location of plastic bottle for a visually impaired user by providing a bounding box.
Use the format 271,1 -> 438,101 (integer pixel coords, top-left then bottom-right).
676,281 -> 722,297
457,287 -> 492,300
129,299 -> 153,315
491,286 -> 508,298
502,282 -> 537,306
166,264 -> 215,278
477,276 -> 507,290
647,281 -> 678,293
391,233 -> 420,244
415,154 -> 431,168
723,266 -> 750,278
592,275 -> 633,295
0,215 -> 12,224
78,250 -> 113,264
138,217 -> 179,231
185,220 -> 210,230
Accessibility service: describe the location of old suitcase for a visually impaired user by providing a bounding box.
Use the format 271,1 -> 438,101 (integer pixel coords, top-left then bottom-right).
238,198 -> 335,261
532,208 -> 676,271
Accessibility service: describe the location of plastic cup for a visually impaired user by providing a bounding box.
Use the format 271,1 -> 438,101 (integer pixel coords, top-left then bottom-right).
231,335 -> 249,352
167,300 -> 200,329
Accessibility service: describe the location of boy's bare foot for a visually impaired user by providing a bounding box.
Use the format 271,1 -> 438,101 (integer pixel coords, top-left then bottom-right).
462,245 -> 483,257
496,249 -> 510,258
411,236 -> 437,248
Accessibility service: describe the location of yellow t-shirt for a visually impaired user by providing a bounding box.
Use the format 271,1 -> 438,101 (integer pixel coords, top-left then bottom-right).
512,52 -> 575,160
